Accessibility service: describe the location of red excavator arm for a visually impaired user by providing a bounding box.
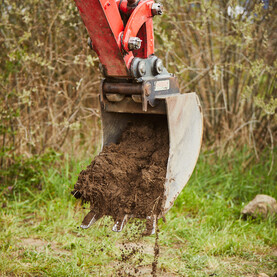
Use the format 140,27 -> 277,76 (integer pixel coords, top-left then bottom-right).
74,0 -> 178,114
74,0 -> 160,77
72,0 -> 204,235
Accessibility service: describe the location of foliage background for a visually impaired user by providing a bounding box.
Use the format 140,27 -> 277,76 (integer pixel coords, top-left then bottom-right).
0,0 -> 276,188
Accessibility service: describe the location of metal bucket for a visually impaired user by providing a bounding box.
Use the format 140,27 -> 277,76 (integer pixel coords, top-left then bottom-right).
101,92 -> 203,216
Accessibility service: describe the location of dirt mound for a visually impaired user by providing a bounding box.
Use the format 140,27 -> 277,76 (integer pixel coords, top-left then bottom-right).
72,120 -> 169,221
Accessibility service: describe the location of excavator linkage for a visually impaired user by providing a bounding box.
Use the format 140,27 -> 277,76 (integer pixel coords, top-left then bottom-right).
73,0 -> 203,233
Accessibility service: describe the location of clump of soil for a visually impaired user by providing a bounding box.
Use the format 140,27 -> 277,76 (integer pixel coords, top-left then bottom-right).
72,120 -> 169,221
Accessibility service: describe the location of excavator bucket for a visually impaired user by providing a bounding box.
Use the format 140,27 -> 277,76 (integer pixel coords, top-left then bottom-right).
72,0 -> 203,234
101,92 -> 203,217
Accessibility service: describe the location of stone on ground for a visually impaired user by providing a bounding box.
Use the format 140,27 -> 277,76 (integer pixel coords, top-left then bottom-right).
242,194 -> 277,218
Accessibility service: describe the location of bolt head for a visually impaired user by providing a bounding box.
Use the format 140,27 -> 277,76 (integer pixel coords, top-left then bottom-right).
138,61 -> 146,76
152,3 -> 163,16
128,37 -> 142,50
155,59 -> 163,74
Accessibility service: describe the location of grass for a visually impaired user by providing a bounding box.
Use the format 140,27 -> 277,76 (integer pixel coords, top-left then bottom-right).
0,148 -> 276,276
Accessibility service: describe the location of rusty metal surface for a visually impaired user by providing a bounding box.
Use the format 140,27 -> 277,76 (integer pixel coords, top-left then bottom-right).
100,110 -> 167,147
102,76 -> 179,112
131,95 -> 142,103
106,93 -> 125,102
103,82 -> 144,95
101,97 -> 166,114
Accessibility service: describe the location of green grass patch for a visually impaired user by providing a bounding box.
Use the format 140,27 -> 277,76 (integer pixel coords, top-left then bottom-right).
0,149 -> 276,276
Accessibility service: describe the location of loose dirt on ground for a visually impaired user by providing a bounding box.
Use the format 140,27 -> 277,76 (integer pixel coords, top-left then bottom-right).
113,220 -> 174,277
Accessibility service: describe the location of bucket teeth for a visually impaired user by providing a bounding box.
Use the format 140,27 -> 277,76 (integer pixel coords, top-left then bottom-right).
80,211 -> 101,229
112,215 -> 128,232
143,215 -> 157,236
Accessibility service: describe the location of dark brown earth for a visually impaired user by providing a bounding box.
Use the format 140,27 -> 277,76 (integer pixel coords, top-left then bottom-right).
72,120 -> 169,222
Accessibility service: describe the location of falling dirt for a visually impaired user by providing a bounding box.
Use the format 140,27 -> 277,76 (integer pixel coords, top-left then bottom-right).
151,218 -> 159,277
72,119 -> 169,222
72,118 -> 169,276
114,219 -> 168,277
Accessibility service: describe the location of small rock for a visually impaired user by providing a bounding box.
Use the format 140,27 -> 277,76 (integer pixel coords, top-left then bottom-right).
242,194 -> 277,219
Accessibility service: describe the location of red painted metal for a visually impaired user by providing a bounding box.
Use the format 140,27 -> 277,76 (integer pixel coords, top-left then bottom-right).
117,0 -> 155,60
134,19 -> 154,58
74,0 -> 155,76
120,0 -> 154,57
74,0 -> 131,77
